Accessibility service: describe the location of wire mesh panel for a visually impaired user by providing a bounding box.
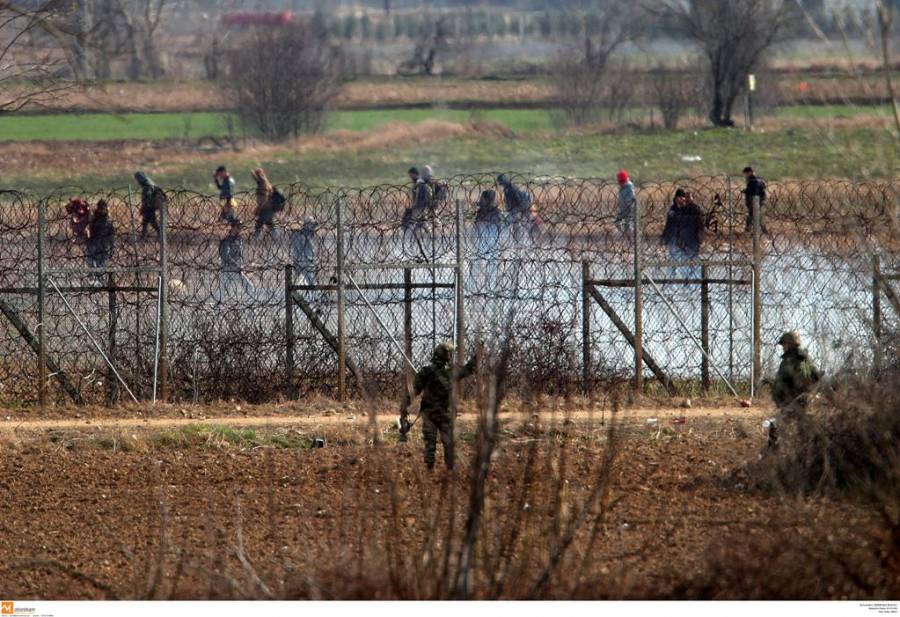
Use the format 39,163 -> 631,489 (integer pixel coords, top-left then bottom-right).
0,176 -> 895,405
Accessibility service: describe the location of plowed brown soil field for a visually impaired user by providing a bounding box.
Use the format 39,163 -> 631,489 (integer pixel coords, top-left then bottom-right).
0,403 -> 882,600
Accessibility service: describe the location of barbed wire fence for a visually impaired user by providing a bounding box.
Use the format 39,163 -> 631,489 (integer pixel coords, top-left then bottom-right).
0,175 -> 896,407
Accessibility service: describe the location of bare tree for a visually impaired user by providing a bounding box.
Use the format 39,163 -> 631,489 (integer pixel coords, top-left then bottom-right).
649,0 -> 800,127
226,23 -> 344,141
0,0 -> 79,112
549,4 -> 634,126
398,14 -> 449,76
78,0 -> 175,80
874,0 -> 900,139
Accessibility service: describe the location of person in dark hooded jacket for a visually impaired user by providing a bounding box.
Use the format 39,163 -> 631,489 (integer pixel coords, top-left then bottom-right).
86,200 -> 115,281
661,188 -> 705,278
134,171 -> 163,239
473,189 -> 501,257
497,174 -> 536,243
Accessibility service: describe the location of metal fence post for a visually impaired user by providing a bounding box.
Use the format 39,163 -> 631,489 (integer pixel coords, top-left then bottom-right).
37,199 -> 47,408
284,264 -> 295,398
582,260 -> 591,394
752,194 -> 762,393
701,263 -> 710,392
336,196 -> 347,401
159,190 -> 170,402
108,272 -> 118,405
454,199 -> 466,360
873,254 -> 882,375
633,190 -> 644,392
726,174 -> 734,383
404,267 -> 414,389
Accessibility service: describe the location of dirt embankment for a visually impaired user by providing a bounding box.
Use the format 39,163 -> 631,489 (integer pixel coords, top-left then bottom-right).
0,408 -> 881,600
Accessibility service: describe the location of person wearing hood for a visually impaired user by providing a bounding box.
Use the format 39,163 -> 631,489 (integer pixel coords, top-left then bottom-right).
473,189 -> 501,257
766,331 -> 821,450
218,220 -> 252,300
290,216 -> 319,288
497,173 -> 534,242
86,200 -> 115,282
400,342 -> 477,470
251,168 -> 277,239
614,169 -> 637,235
661,187 -> 705,278
134,171 -> 163,239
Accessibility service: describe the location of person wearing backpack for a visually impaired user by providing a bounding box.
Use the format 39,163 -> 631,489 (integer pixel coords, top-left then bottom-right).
497,174 -> 534,243
214,165 -> 239,225
742,166 -> 769,234
134,171 -> 164,239
251,168 -> 284,239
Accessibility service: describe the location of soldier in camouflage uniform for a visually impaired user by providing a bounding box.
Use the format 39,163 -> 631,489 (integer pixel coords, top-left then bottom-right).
401,342 -> 477,470
767,331 -> 821,449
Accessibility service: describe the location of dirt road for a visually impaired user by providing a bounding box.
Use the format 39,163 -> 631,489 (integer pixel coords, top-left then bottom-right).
0,404 -> 763,433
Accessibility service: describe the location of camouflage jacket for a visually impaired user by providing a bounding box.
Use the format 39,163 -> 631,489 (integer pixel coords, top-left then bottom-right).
772,347 -> 821,408
410,358 -> 476,418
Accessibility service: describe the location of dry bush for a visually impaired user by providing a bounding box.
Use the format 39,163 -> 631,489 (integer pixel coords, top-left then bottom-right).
696,338 -> 900,599
650,67 -> 702,130
226,23 -> 344,141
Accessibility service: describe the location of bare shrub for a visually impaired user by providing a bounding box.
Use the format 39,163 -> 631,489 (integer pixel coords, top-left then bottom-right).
650,66 -> 701,130
549,4 -> 634,126
225,23 -> 344,141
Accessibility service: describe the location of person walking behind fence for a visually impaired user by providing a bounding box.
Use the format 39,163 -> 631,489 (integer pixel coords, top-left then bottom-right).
400,342 -> 477,470
497,173 -> 533,240
742,166 -> 769,234
291,216 -> 319,287
766,331 -> 821,450
661,188 -> 704,279
134,171 -> 164,239
614,169 -> 637,235
86,199 -> 114,283
218,220 -> 252,301
65,198 -> 91,245
474,189 -> 501,257
251,168 -> 284,239
214,165 -> 239,225
402,165 -> 435,260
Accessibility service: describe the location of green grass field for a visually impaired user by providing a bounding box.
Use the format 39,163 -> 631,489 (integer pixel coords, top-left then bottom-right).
0,109 -> 556,142
4,124 -> 895,192
0,105 -> 891,142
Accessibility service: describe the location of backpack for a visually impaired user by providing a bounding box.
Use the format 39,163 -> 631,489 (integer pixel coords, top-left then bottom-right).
151,186 -> 168,209
271,188 -> 287,212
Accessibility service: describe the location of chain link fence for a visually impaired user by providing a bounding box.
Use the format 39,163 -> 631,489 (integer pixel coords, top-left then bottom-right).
0,175 -> 896,406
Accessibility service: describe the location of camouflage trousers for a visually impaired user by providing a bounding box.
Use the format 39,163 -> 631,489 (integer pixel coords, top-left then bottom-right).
422,410 -> 454,470
768,402 -> 810,449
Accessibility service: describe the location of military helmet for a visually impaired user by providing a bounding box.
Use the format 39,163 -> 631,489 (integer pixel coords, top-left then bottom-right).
432,341 -> 454,363
777,331 -> 801,347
